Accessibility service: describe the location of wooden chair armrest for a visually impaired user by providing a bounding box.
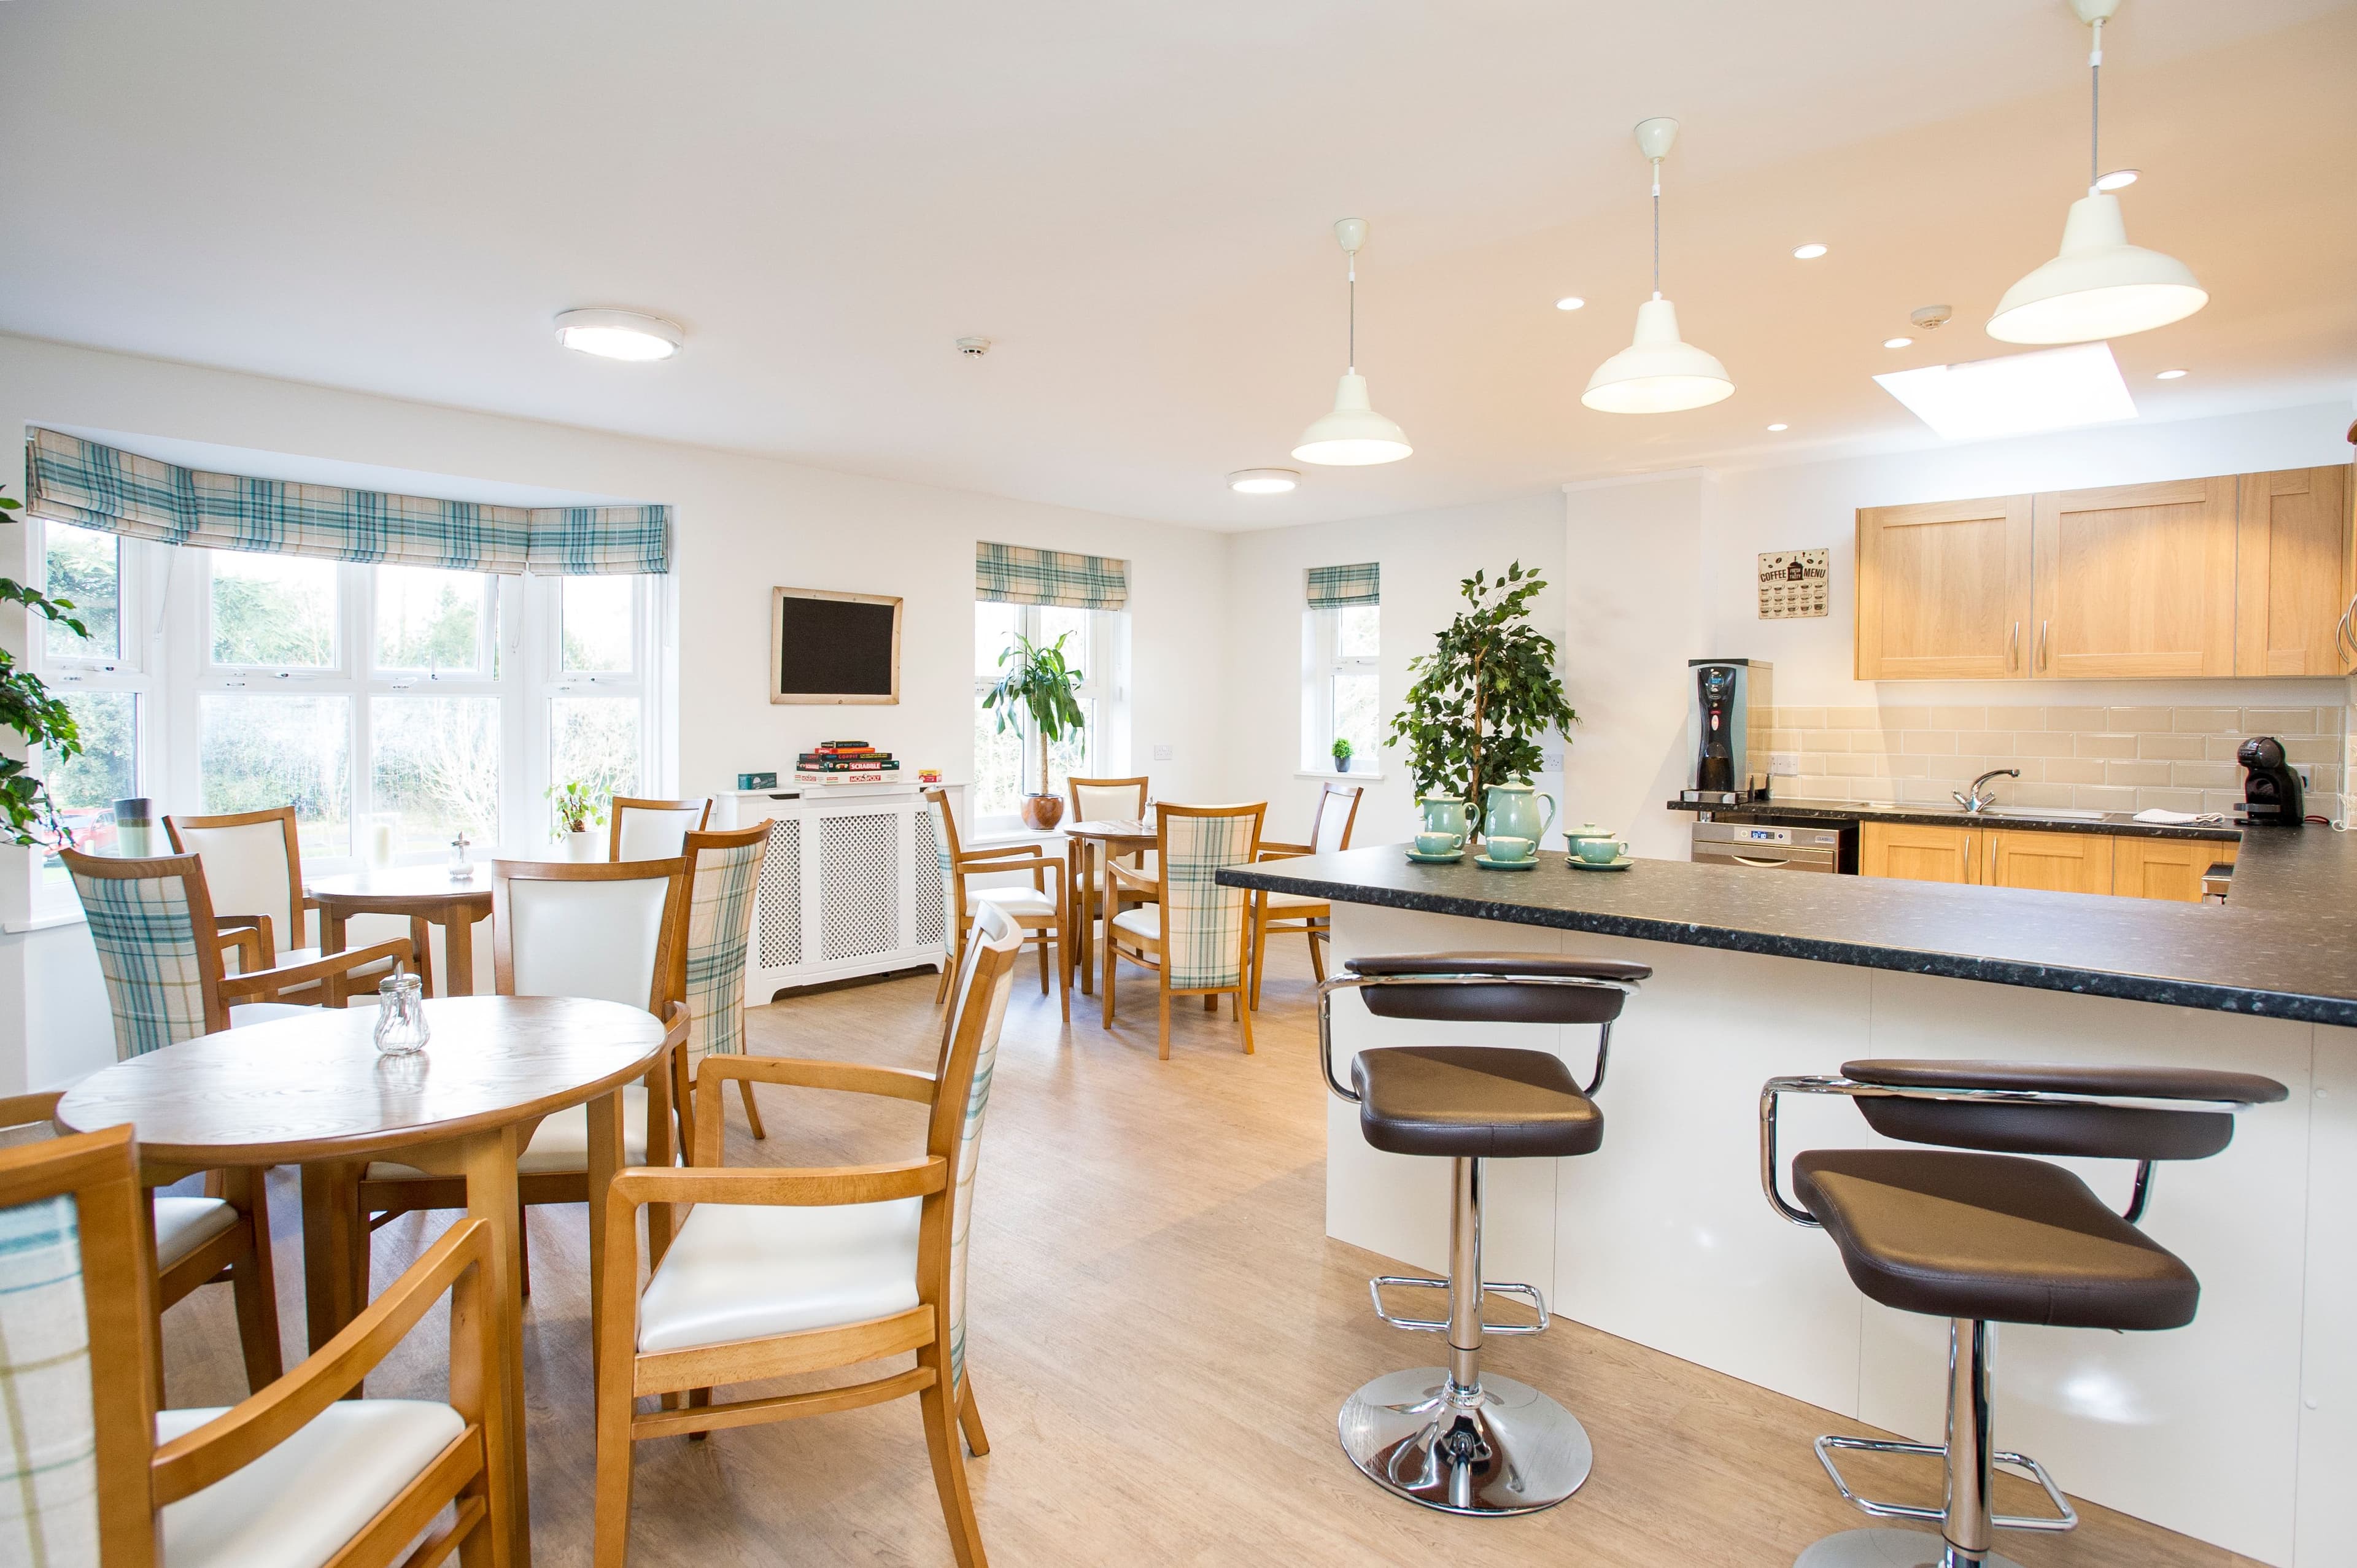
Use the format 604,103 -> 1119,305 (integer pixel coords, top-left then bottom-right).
1256,841 -> 1315,859
956,841 -> 1044,863
218,936 -> 417,1004
611,1157 -> 947,1210
0,1092 -> 63,1132
152,1216 -> 490,1503
1105,862 -> 1158,896
212,913 -> 276,970
691,1052 -> 933,1164
967,853 -> 1064,887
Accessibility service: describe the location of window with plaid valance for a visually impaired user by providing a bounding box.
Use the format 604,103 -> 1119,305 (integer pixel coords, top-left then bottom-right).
973,541 -> 1128,611
1306,562 -> 1379,608
24,428 -> 669,575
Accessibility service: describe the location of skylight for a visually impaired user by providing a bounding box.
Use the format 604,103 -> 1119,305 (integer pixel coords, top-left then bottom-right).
1874,343 -> 2137,442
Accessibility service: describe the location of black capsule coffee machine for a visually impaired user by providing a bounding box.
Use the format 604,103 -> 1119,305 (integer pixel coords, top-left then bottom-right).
2236,736 -> 2305,826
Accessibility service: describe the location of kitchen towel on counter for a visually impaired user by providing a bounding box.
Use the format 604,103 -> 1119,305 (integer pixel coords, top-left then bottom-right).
2132,809 -> 2226,825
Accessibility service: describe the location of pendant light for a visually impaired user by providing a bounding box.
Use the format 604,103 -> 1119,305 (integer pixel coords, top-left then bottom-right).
1987,0 -> 2205,344
1584,118 -> 1734,414
1293,218 -> 1412,466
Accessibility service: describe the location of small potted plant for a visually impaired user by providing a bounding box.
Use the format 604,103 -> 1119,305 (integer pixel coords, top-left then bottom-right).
1331,736 -> 1354,774
982,632 -> 1086,831
546,780 -> 608,862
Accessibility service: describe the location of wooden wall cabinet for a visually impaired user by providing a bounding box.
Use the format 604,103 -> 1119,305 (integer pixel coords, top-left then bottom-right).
1856,465 -> 2353,682
1863,821 -> 2234,902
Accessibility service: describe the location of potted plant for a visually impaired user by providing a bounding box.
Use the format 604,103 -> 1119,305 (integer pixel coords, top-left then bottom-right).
982,631 -> 1085,831
546,779 -> 608,862
1331,736 -> 1354,773
1385,562 -> 1576,836
0,489 -> 87,848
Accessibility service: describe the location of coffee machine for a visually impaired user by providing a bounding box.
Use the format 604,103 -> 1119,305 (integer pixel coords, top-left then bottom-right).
1684,658 -> 1771,805
2236,736 -> 2305,826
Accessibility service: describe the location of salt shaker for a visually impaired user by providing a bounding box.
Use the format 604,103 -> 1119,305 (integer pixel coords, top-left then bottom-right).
373,971 -> 430,1056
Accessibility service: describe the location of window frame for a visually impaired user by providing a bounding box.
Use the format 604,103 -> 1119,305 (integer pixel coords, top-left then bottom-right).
972,601 -> 1124,838
1301,601 -> 1381,776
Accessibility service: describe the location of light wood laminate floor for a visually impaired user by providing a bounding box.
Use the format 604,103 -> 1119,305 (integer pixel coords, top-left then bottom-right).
158,944 -> 2264,1566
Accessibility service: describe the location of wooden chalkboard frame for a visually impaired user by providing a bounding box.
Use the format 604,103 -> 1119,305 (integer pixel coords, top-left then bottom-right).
769,587 -> 903,705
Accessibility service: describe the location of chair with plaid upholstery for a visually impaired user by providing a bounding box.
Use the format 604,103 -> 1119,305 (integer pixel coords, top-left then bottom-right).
1102,801 -> 1266,1059
0,1119 -> 508,1567
590,902 -> 1023,1568
923,787 -> 1068,1024
671,823 -> 772,1145
61,849 -> 418,1396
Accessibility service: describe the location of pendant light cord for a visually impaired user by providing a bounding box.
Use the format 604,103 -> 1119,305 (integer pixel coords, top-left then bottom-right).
1650,159 -> 1663,299
1347,252 -> 1357,374
2088,16 -> 2103,194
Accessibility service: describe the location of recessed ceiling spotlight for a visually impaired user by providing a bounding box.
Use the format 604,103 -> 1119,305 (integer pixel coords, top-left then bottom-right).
2095,168 -> 2139,192
1767,423 -> 1790,431
1555,296 -> 1586,311
1792,243 -> 1829,260
1228,468 -> 1300,494
2155,368 -> 2188,379
553,308 -> 683,361
1884,336 -> 1914,349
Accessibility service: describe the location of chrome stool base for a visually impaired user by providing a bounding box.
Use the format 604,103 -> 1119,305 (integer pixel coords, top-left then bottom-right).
1795,1529 -> 2025,1568
1337,1367 -> 1593,1515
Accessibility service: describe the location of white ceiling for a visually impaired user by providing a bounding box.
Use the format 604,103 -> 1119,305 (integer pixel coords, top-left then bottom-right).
2,1 -> 2351,530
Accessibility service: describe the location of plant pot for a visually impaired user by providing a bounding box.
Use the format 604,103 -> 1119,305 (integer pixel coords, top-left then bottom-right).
565,827 -> 605,862
1020,794 -> 1066,832
1333,755 -> 1352,773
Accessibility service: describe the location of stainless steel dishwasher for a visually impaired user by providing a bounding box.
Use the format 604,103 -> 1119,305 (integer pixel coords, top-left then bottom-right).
1690,820 -> 1844,873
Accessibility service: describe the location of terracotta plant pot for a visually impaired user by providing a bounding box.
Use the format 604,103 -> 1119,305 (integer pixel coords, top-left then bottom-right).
1020,794 -> 1066,832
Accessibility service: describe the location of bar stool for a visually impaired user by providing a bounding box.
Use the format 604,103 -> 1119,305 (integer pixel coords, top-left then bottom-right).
1317,951 -> 1651,1515
1759,1059 -> 2288,1568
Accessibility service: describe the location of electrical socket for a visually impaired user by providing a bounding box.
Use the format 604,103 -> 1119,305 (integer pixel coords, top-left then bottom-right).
1770,751 -> 1800,778
1541,749 -> 1563,772
1152,744 -> 1172,761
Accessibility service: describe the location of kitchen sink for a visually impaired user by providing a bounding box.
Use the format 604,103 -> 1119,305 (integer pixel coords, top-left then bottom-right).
1981,807 -> 2111,821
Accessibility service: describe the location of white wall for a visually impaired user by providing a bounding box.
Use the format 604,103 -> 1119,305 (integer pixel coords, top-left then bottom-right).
0,332 -> 1227,1089
1218,492 -> 1566,849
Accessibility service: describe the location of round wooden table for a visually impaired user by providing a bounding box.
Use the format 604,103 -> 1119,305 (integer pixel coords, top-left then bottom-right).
1063,817 -> 1156,997
309,863 -> 495,997
56,995 -> 672,1568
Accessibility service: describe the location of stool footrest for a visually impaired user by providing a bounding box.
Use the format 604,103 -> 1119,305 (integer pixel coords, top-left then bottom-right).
1814,1435 -> 2078,1533
1367,1275 -> 1552,1336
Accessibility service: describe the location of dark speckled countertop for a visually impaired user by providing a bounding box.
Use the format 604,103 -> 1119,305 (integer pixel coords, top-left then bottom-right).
1220,823 -> 2357,1027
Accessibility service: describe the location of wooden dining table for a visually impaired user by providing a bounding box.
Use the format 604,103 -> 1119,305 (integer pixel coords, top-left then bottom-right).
1062,817 -> 1156,997
309,862 -> 496,998
55,994 -> 674,1568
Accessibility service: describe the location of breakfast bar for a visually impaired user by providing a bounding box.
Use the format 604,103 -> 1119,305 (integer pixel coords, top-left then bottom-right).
1223,827 -> 2357,1565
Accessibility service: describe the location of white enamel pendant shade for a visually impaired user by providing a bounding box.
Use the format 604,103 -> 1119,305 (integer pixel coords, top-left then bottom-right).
1582,297 -> 1734,414
1295,372 -> 1412,465
1987,191 -> 2206,344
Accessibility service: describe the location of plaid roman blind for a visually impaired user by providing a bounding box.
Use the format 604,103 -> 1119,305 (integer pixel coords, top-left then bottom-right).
973,541 -> 1128,611
1306,562 -> 1379,608
26,428 -> 670,575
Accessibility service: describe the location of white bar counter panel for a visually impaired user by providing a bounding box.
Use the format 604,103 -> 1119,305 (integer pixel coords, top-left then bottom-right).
1324,902 -> 2343,1567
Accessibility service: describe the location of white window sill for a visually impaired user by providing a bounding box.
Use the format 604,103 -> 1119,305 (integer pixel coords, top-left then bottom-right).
6,908 -> 87,935
1296,769 -> 1383,783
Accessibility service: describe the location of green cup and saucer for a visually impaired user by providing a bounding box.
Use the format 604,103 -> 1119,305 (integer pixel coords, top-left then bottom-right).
1406,847 -> 1465,864
1474,836 -> 1539,871
1407,831 -> 1465,863
1568,833 -> 1635,872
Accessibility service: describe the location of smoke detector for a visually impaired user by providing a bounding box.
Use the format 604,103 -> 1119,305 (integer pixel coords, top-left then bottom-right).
955,336 -> 993,357
1910,304 -> 1954,331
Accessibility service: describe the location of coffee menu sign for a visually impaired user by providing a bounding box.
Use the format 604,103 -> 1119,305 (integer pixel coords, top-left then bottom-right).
1758,549 -> 1829,619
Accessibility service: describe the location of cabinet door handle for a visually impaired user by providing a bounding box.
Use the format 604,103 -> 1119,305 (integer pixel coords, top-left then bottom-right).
2337,597 -> 2357,666
2037,619 -> 2050,671
2008,620 -> 2020,671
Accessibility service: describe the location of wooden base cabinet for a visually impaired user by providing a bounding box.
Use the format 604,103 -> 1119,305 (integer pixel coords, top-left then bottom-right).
1862,821 -> 2232,902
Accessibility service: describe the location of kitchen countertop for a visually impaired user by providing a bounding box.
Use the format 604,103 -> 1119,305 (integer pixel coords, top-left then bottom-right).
1220,823 -> 2357,1027
1665,798 -> 2240,841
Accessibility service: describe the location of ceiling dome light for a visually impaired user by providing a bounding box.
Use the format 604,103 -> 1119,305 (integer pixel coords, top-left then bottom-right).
2155,367 -> 2187,379
1767,423 -> 1789,431
1988,1 -> 2205,344
553,308 -> 683,361
1792,243 -> 1829,260
2095,168 -> 2138,191
1228,468 -> 1300,494
1884,337 -> 1914,349
1294,219 -> 1411,466
1555,296 -> 1586,311
1583,118 -> 1735,415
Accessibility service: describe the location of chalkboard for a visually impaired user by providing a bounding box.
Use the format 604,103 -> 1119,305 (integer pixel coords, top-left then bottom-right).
770,589 -> 901,705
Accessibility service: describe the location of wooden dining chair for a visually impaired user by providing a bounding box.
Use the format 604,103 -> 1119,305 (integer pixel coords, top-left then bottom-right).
672,822 -> 772,1146
1063,774 -> 1150,982
0,1120 -> 508,1568
923,787 -> 1068,1022
609,796 -> 713,862
60,848 -> 419,1396
592,903 -> 1024,1568
1246,781 -> 1363,1008
358,857 -> 692,1287
163,804 -> 412,1001
1102,801 -> 1266,1059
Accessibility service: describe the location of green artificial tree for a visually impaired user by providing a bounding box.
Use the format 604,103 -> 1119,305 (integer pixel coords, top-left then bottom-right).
0,488 -> 88,846
982,631 -> 1086,803
1385,562 -> 1576,830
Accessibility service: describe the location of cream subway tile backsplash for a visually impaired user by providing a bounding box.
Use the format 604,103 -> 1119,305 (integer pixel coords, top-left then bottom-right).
1751,701 -> 2348,816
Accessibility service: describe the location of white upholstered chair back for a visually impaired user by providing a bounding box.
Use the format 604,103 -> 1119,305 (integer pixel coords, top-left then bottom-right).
1069,778 -> 1147,823
612,798 -> 712,862
493,862 -> 683,1011
167,813 -> 304,946
1311,783 -> 1363,854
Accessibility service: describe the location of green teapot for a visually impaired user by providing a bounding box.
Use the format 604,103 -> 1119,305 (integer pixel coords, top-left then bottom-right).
1482,779 -> 1556,846
1417,795 -> 1472,849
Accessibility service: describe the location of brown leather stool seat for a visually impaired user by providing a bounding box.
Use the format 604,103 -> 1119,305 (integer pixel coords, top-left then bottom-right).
1794,1147 -> 2199,1332
1352,1046 -> 1603,1159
